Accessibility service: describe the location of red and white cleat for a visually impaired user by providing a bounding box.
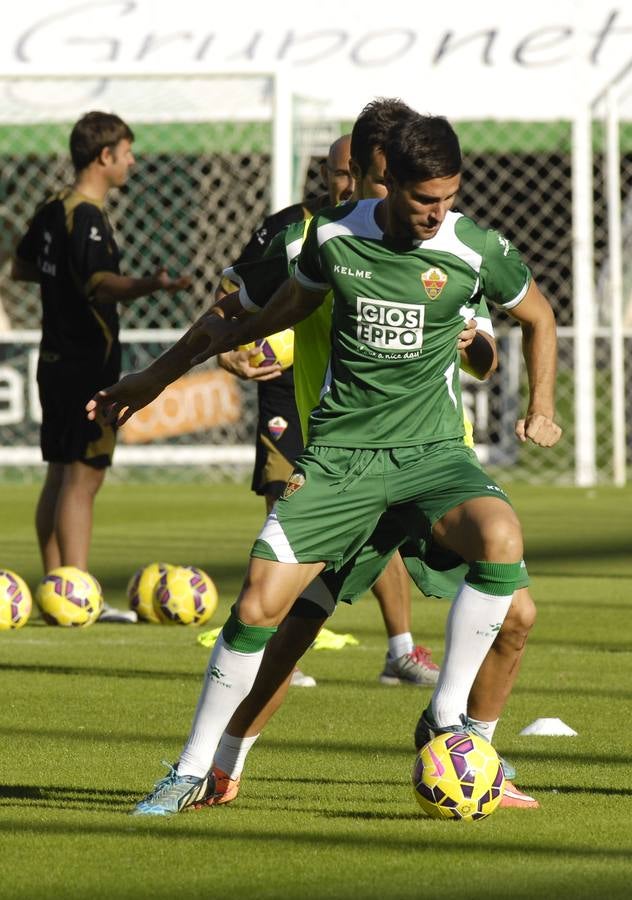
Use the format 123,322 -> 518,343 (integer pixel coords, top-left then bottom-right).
500,780 -> 540,809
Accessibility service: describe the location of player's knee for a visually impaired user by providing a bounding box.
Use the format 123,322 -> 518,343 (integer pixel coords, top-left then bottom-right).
234,589 -> 273,627
235,566 -> 288,627
65,462 -> 106,498
478,515 -> 523,562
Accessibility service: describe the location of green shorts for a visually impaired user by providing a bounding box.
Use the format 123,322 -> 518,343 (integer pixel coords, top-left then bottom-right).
292,506 -> 529,613
252,440 -> 517,594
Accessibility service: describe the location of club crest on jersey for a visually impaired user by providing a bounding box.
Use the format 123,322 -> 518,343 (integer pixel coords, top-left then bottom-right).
268,416 -> 288,441
421,267 -> 448,300
282,472 -> 305,499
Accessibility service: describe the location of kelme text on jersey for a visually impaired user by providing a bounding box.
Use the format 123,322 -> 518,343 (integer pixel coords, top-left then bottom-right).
333,264 -> 372,279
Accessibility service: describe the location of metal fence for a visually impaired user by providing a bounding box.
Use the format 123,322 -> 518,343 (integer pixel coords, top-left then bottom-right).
0,72 -> 630,484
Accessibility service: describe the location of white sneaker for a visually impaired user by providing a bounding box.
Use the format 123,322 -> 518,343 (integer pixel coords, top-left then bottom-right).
379,645 -> 439,686
290,668 -> 317,687
98,603 -> 138,624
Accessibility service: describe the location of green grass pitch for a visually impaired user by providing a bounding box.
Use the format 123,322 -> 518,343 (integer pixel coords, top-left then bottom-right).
1,480 -> 631,899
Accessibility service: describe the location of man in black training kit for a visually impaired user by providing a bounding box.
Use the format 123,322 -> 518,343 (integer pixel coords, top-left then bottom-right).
12,110 -> 190,620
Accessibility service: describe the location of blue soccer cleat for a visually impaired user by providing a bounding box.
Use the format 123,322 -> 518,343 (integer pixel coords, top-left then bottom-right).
131,761 -> 213,817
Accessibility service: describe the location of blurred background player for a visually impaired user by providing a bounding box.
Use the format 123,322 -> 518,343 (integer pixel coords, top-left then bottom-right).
213,135 -> 356,687
217,129 -> 440,688
11,110 -> 190,622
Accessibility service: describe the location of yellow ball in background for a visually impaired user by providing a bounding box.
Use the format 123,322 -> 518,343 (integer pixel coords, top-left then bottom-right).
153,565 -> 218,626
0,569 -> 32,630
36,566 -> 103,628
127,562 -> 173,623
237,328 -> 294,370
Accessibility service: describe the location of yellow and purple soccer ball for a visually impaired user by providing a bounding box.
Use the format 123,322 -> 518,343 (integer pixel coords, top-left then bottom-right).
152,565 -> 218,626
35,566 -> 103,627
237,328 -> 294,370
127,562 -> 173,623
412,732 -> 505,821
0,569 -> 33,630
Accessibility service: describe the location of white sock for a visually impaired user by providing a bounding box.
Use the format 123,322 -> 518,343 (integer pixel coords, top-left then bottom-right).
213,732 -> 260,779
432,582 -> 512,728
388,632 -> 414,659
177,633 -> 264,778
468,717 -> 499,742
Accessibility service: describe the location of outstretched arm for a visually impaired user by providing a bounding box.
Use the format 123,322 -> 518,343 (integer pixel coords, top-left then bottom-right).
86,290 -> 243,425
92,267 -> 191,304
189,277 -> 327,365
508,280 -> 562,447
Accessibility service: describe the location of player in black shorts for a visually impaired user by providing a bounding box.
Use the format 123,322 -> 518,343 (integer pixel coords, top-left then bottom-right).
216,135 -> 353,511
11,111 -> 190,617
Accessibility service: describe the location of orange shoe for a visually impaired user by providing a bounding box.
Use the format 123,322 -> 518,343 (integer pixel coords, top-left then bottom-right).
500,780 -> 540,809
192,766 -> 241,808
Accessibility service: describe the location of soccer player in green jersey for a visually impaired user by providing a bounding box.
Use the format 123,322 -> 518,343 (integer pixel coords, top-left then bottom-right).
200,106 -> 535,811
12,111 -> 190,621
220,126 -> 441,689
90,106 -> 555,815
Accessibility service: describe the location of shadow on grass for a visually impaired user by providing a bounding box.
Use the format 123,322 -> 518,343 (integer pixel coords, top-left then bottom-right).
0,783 -> 133,812
250,774 -> 632,801
0,818 -> 631,861
521,640 -> 632,654
512,684 -> 632,699
534,784 -> 632,798
0,662 -> 201,681
2,726 -> 632,769
525,538 -> 632,564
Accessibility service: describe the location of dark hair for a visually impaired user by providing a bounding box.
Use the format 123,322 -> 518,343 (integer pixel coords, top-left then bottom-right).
69,111 -> 134,172
384,114 -> 462,184
350,98 -> 416,176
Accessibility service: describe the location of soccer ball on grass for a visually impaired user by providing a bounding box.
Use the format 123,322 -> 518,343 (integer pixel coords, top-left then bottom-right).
36,566 -> 103,627
412,732 -> 505,821
0,569 -> 32,630
152,565 -> 218,625
237,328 -> 294,370
127,562 -> 173,623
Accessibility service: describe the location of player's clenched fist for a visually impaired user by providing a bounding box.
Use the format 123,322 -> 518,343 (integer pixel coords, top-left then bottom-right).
515,414 -> 562,447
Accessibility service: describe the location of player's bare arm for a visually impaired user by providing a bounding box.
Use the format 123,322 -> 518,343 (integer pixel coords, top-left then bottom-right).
508,280 -> 562,447
86,291 -> 241,425
92,267 -> 191,303
10,256 -> 40,283
189,277 -> 327,366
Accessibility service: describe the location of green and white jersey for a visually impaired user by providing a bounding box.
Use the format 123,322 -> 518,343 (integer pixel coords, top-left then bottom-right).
224,203 -> 501,446
293,199 -> 530,448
